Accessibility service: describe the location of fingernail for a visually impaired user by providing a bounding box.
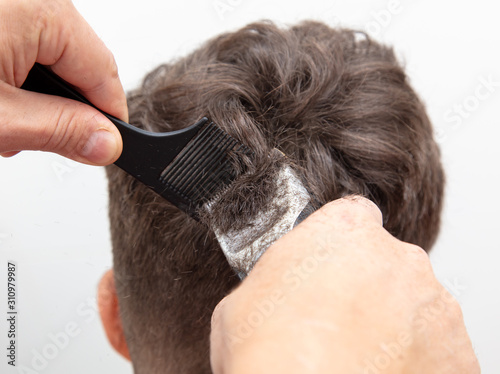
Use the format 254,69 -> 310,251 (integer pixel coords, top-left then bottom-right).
81,129 -> 119,164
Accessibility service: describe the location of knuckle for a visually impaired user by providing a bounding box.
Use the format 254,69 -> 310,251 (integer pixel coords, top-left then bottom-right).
399,242 -> 437,281
320,195 -> 383,227
108,53 -> 120,80
317,198 -> 357,223
403,242 -> 428,256
468,355 -> 481,373
83,52 -> 119,94
403,242 -> 430,264
39,104 -> 79,153
440,286 -> 459,307
32,0 -> 59,32
436,285 -> 464,322
446,294 -> 464,318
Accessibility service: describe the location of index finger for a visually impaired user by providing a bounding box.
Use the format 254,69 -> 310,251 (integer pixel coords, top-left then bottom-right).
36,0 -> 128,122
311,195 -> 384,227
242,195 -> 385,284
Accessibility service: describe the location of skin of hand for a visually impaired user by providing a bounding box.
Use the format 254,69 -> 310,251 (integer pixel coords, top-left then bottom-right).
0,0 -> 127,165
210,196 -> 480,374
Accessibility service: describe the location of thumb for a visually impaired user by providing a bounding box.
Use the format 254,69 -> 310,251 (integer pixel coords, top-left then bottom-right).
0,83 -> 122,165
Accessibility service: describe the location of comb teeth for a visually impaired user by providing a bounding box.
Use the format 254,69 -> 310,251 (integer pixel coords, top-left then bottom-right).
159,121 -> 250,210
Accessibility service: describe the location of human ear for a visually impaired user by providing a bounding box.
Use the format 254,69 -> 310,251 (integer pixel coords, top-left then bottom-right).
97,269 -> 131,361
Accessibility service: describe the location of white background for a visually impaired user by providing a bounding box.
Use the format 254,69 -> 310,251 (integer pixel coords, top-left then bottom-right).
1,0 -> 499,373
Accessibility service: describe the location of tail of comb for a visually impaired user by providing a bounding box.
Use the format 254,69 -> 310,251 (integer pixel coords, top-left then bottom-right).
21,63 -> 252,219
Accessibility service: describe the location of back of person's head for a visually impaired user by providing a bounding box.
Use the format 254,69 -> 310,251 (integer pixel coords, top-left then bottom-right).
104,20 -> 444,373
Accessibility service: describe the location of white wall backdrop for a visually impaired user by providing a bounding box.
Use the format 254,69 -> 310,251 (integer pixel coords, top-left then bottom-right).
1,0 -> 499,373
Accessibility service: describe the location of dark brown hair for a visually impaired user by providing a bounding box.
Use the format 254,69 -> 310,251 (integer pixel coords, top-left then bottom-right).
106,20 -> 444,373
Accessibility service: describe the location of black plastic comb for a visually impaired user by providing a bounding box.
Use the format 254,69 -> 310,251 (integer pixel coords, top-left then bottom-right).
21,63 -> 250,218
